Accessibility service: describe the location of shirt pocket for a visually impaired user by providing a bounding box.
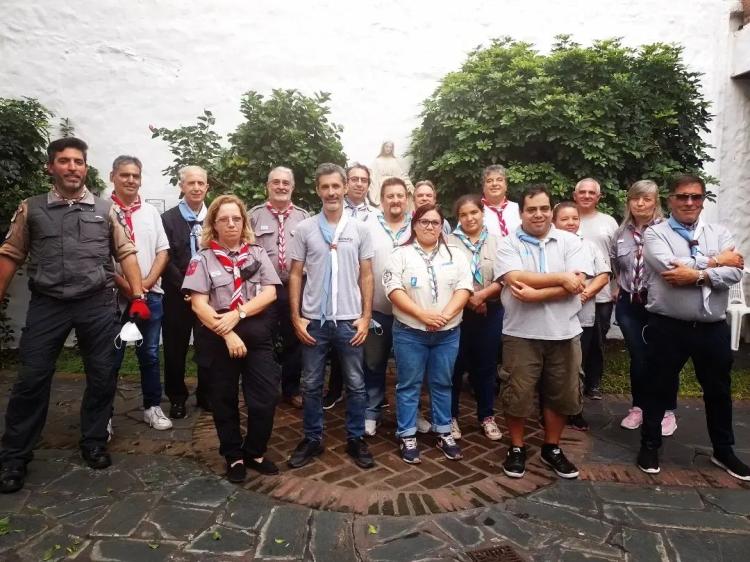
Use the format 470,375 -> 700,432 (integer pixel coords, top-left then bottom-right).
401,265 -> 424,291
209,271 -> 235,310
79,214 -> 108,243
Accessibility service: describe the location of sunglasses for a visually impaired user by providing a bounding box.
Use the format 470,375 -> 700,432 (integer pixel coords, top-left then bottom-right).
670,193 -> 704,203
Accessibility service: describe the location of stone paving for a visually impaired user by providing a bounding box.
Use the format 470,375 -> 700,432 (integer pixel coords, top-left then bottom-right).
1,369 -> 750,560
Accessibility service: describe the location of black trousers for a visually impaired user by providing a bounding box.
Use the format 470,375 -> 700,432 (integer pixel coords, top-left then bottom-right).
194,312 -> 280,460
641,313 -> 734,452
275,285 -> 303,398
0,290 -> 119,467
162,288 -> 210,404
583,301 -> 613,391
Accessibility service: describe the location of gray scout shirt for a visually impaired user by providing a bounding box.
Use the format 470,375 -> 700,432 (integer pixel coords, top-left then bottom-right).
494,226 -> 592,340
643,219 -> 741,322
249,203 -> 310,284
181,244 -> 281,312
611,222 -> 660,294
289,213 -> 374,321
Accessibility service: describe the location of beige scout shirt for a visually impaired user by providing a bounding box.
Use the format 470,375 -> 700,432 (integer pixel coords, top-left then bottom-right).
0,191 -> 136,265
181,244 -> 281,312
446,231 -> 499,298
249,203 -> 309,284
383,242 -> 474,331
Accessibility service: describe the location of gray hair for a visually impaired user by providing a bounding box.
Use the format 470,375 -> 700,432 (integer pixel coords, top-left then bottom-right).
112,155 -> 142,172
314,163 -> 346,186
267,166 -> 295,185
620,179 -> 663,228
178,165 -> 207,184
481,164 -> 507,183
574,177 -> 601,193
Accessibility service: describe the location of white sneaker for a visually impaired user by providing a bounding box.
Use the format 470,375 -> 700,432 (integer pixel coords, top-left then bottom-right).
144,406 -> 173,430
364,419 -> 378,437
106,418 -> 113,442
481,417 -> 503,441
450,417 -> 462,440
416,415 -> 431,434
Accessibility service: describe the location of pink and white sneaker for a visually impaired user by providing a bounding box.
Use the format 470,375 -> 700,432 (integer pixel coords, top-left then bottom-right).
661,410 -> 677,436
620,407 -> 643,430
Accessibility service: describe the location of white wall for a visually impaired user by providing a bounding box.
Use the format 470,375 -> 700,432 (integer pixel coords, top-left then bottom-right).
1,0 -> 747,344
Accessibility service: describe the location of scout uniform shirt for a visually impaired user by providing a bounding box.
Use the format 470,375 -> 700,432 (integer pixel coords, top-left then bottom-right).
367,213 -> 412,315
494,226 -> 592,340
446,230 -> 499,299
382,242 -> 474,331
181,244 -> 281,312
249,203 -> 309,284
0,190 -> 136,299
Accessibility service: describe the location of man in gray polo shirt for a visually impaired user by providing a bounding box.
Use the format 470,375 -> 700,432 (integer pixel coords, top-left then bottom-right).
287,163 -> 375,470
574,178 -> 618,400
249,167 -> 310,409
494,185 -> 591,480
637,174 -> 749,480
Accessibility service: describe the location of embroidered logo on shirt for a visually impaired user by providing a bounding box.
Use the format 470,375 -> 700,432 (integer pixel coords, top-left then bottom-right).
185,259 -> 199,277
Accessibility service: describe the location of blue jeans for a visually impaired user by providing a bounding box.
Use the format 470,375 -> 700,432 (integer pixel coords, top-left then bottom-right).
112,293 -> 164,409
392,321 -> 459,437
301,319 -> 366,440
616,291 -> 677,410
363,312 -> 394,422
452,303 -> 503,421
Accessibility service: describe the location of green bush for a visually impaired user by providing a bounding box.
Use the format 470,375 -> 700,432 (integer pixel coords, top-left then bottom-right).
151,89 -> 347,211
409,36 -> 714,215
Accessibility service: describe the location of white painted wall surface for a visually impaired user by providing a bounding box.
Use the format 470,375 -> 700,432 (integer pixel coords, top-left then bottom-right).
0,0 -> 747,344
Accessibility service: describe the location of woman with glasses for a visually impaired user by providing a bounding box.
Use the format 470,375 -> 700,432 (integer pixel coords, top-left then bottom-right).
447,195 -> 504,442
611,181 -> 676,434
182,195 -> 282,483
383,204 -> 473,464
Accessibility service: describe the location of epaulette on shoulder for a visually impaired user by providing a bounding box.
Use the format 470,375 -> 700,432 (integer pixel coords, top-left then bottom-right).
249,203 -> 266,213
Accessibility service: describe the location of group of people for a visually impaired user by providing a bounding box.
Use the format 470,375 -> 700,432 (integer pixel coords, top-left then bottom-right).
0,136 -> 748,495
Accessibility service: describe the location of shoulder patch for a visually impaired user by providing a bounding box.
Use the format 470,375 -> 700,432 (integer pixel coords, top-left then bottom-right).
5,203 -> 24,239
185,258 -> 200,277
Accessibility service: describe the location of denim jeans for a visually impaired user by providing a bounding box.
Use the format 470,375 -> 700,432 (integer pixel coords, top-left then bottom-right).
301,320 -> 366,440
363,311 -> 394,421
392,321 -> 459,437
112,292 -> 164,409
452,303 -> 503,421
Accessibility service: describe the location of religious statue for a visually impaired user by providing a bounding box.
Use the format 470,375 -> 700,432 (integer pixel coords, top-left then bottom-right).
368,140 -> 414,207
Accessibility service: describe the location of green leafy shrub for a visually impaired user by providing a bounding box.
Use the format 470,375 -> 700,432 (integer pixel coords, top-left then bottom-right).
409,36 -> 714,215
151,89 -> 347,211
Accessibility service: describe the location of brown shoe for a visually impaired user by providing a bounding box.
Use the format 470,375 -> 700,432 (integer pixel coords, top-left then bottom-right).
284,394 -> 303,409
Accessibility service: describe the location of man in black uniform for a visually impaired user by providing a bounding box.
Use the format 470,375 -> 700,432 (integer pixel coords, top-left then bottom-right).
161,165 -> 211,418
0,137 -> 146,494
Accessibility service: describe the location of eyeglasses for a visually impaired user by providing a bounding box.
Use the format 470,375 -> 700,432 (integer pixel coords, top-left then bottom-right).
670,193 -> 704,203
216,216 -> 243,225
348,177 -> 369,184
417,219 -> 442,229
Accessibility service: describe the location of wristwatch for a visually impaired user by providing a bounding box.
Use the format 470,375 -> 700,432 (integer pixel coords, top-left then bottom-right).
696,270 -> 706,286
237,308 -> 247,319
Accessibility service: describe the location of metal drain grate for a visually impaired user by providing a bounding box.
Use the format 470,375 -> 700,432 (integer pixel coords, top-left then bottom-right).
466,544 -> 525,562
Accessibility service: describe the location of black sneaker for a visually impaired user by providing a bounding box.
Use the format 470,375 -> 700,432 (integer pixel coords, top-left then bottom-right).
288,438 -> 324,468
0,464 -> 26,494
567,413 -> 590,432
503,446 -> 527,478
322,393 -> 342,410
399,437 -> 421,464
541,445 -> 579,479
436,433 -> 463,460
585,387 -> 603,400
244,456 -> 280,475
711,450 -> 750,481
637,447 -> 660,474
226,459 -> 246,483
346,437 -> 375,469
81,446 -> 112,470
169,400 -> 187,419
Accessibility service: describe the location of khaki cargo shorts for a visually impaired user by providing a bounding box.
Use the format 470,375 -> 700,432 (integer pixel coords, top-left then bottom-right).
499,334 -> 582,418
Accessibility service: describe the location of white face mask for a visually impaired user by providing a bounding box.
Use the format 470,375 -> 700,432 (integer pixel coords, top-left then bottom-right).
114,321 -> 143,349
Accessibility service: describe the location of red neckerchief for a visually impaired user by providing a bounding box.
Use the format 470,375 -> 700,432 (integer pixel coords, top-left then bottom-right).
266,202 -> 292,272
481,197 -> 509,236
209,240 -> 251,310
111,194 -> 141,242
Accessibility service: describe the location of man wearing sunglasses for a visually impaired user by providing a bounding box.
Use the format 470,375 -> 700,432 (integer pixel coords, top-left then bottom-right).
637,174 -> 749,480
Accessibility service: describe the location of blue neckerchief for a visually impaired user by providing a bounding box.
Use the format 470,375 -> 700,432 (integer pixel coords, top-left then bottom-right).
452,226 -> 487,285
516,229 -> 549,273
377,213 -> 410,247
178,199 -> 205,257
667,216 -> 701,256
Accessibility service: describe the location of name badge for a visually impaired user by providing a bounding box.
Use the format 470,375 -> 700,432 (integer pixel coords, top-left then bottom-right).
209,271 -> 222,278
260,225 -> 269,231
